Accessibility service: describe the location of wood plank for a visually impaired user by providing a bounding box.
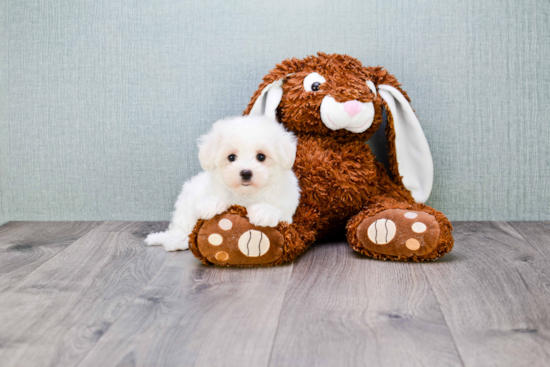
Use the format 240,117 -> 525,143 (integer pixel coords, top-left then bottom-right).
0,221 -> 101,292
77,249 -> 294,367
423,222 -> 550,367
269,241 -> 463,367
508,222 -> 550,260
0,221 -> 27,234
2,221 -> 548,366
0,221 -> 170,367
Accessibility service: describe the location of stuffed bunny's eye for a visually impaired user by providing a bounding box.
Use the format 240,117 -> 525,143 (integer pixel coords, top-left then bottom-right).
303,72 -> 326,92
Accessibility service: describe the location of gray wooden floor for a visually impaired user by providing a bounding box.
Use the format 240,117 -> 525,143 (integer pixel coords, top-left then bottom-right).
0,221 -> 549,367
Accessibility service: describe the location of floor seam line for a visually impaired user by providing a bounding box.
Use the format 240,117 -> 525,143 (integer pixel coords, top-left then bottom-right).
422,266 -> 466,367
266,262 -> 294,367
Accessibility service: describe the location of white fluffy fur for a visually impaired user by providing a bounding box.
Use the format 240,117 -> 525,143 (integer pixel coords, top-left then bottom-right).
145,115 -> 300,251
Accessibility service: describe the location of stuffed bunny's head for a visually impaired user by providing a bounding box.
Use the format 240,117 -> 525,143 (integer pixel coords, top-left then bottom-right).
245,52 -> 434,203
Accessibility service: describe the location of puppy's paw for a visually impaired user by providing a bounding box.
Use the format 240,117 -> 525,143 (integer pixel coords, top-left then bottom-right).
195,197 -> 229,220
145,230 -> 189,251
163,238 -> 189,252
145,232 -> 164,246
247,203 -> 281,227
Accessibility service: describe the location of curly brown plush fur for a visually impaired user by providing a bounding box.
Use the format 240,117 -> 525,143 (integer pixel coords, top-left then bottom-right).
189,52 -> 453,265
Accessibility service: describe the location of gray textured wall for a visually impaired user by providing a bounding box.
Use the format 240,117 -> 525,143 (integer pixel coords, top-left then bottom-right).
1,0 -> 549,223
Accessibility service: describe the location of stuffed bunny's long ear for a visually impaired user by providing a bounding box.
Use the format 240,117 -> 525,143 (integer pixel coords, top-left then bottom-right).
248,79 -> 284,119
378,85 -> 433,203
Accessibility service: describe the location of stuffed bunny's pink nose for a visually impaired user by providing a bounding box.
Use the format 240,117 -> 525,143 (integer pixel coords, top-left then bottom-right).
343,100 -> 363,117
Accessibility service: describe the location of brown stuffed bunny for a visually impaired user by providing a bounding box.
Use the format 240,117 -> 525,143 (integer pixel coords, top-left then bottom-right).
189,52 -> 453,266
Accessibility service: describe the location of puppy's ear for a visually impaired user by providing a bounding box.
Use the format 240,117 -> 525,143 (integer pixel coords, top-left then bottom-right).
197,127 -> 220,171
276,130 -> 297,171
377,84 -> 433,203
248,78 -> 284,120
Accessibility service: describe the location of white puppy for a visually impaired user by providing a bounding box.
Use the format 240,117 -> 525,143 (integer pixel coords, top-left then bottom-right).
145,115 -> 300,251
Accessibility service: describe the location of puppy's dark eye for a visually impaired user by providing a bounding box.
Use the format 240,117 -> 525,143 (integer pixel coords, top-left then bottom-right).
311,82 -> 320,91
228,154 -> 237,162
256,153 -> 266,162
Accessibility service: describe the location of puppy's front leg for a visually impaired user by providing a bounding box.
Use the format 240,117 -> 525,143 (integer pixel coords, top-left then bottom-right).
195,197 -> 229,220
247,203 -> 282,227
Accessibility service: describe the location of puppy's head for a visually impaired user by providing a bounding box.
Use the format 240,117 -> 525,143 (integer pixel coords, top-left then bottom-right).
198,116 -> 297,195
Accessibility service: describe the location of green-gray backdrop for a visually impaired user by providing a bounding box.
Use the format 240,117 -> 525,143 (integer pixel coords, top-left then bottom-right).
1,0 -> 549,223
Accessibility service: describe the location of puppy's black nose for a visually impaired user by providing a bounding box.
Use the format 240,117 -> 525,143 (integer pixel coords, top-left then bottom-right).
240,170 -> 253,181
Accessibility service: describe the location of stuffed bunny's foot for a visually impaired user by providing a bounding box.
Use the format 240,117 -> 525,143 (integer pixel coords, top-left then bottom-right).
348,203 -> 453,261
189,207 -> 286,266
